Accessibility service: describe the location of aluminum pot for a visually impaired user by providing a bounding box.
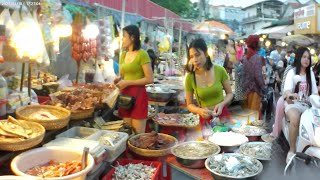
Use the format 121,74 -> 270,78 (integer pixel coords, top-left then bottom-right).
147,90 -> 176,102
171,141 -> 220,169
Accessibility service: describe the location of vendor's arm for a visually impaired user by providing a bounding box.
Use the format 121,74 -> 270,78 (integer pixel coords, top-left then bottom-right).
186,91 -> 212,119
116,63 -> 153,89
283,69 -> 299,99
213,68 -> 233,116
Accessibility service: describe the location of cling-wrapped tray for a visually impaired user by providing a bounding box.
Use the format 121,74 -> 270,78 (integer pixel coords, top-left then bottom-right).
152,113 -> 199,128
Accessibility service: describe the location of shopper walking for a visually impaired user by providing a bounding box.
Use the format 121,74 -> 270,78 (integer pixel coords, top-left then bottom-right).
242,35 -> 265,114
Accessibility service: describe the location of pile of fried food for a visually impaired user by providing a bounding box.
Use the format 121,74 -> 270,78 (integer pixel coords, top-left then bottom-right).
130,131 -> 176,150
25,160 -> 81,178
29,111 -> 58,120
0,116 -> 34,140
50,84 -> 115,111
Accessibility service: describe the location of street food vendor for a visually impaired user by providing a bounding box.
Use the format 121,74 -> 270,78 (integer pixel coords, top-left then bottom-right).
114,25 -> 154,134
184,38 -> 233,138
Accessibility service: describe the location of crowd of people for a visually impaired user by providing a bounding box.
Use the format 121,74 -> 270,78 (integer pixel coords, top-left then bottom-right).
209,34 -> 320,164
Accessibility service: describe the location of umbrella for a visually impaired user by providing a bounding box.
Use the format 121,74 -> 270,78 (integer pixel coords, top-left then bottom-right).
193,20 -> 234,36
282,35 -> 314,46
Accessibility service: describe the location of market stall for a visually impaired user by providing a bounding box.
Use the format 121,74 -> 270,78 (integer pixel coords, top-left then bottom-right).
0,1 -> 275,180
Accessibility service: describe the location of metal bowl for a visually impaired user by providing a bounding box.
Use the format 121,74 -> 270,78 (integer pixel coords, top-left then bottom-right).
239,142 -> 272,161
205,153 -> 263,180
208,132 -> 249,153
147,89 -> 176,102
171,141 -> 220,168
219,145 -> 241,153
232,126 -> 267,142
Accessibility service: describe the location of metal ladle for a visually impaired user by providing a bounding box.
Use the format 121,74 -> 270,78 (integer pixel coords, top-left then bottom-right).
81,147 -> 89,170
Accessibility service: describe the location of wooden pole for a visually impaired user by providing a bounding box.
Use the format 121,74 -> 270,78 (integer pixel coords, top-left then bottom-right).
28,63 -> 31,97
76,61 -> 81,84
20,63 -> 25,92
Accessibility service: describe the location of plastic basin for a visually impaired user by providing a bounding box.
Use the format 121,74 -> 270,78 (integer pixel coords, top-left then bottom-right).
11,147 -> 94,180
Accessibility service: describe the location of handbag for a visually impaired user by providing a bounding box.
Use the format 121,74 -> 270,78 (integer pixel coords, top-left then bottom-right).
117,87 -> 142,110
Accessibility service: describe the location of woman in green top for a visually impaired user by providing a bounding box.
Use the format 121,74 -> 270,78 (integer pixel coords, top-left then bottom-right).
114,25 -> 154,134
185,39 -> 233,131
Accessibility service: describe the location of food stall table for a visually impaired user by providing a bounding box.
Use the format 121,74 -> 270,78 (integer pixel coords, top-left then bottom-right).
166,155 -> 214,180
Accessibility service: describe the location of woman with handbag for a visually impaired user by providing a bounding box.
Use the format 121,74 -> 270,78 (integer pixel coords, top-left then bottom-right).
114,25 -> 154,134
184,39 -> 233,139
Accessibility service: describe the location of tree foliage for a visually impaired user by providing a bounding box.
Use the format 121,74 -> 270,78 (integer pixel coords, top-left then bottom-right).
151,0 -> 195,18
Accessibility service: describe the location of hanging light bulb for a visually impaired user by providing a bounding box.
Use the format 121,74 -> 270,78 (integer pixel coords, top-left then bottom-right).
208,47 -> 213,58
82,23 -> 99,40
52,24 -> 72,38
259,37 -> 264,42
262,34 -> 267,39
11,18 -> 43,60
265,40 -> 271,47
310,48 -> 315,55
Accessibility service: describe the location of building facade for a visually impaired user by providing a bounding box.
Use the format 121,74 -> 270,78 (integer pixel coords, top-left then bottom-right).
208,5 -> 245,22
241,0 -> 286,35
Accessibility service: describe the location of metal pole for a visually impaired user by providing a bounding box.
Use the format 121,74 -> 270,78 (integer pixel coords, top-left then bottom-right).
178,22 -> 182,59
119,0 -> 126,75
120,0 -> 126,45
28,63 -> 31,98
170,19 -> 174,75
20,63 -> 25,92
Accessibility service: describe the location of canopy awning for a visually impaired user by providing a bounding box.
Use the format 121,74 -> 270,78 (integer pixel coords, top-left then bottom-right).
254,25 -> 294,39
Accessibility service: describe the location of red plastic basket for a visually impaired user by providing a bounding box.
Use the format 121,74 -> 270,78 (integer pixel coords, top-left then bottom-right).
102,159 -> 162,180
37,96 -> 50,105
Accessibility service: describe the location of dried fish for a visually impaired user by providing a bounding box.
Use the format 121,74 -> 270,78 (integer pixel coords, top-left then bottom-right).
173,142 -> 219,159
240,142 -> 272,160
99,133 -> 122,146
112,163 -> 156,180
232,126 -> 267,136
208,154 -> 262,178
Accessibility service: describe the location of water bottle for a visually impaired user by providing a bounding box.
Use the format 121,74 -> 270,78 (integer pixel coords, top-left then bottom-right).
210,116 -> 220,128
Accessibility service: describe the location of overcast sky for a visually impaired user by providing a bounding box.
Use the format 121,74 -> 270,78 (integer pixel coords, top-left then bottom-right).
190,0 -> 316,8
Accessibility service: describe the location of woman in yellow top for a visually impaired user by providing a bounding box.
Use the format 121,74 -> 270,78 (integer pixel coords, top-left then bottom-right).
185,39 -> 233,132
114,25 -> 154,134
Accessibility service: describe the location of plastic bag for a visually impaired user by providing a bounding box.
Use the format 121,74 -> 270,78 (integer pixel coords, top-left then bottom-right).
57,75 -> 72,90
164,62 -> 170,76
103,60 -> 116,84
94,65 -> 105,84
104,88 -> 120,108
202,121 -> 213,140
